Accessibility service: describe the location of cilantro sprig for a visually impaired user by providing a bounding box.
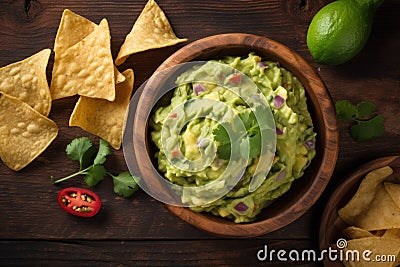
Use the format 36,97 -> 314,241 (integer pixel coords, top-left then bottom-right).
52,137 -> 140,198
213,108 -> 263,160
335,100 -> 384,142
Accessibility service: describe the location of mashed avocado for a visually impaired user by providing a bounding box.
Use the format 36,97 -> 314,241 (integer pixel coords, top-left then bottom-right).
150,53 -> 316,223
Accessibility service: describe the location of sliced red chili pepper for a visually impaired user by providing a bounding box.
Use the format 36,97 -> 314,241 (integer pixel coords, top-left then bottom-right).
57,187 -> 101,217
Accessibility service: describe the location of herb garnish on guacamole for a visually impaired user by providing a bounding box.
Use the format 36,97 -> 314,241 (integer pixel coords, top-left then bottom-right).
151,53 -> 316,223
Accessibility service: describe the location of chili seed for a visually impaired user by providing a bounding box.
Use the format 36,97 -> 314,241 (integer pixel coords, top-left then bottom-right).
72,206 -> 77,210
70,193 -> 77,198
81,194 -> 86,201
86,196 -> 92,203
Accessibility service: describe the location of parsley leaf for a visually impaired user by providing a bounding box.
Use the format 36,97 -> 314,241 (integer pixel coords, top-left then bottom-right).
66,137 -> 93,169
110,171 -> 140,198
351,115 -> 384,142
84,165 -> 107,187
335,100 -> 357,121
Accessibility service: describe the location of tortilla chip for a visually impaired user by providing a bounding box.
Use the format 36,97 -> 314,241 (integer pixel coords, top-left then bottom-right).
115,0 -> 187,66
349,186 -> 400,231
0,49 -> 51,116
0,93 -> 58,171
374,230 -> 386,237
383,229 -> 400,240
54,9 -> 125,84
342,237 -> 400,267
114,66 -> 126,84
338,166 -> 394,225
342,226 -> 374,239
54,9 -> 97,53
50,19 -> 116,101
69,69 -> 134,149
384,182 -> 400,210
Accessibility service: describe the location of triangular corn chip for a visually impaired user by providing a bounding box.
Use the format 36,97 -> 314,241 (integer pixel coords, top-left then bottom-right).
348,186 -> 400,231
69,69 -> 134,149
0,49 -> 51,116
54,9 -> 97,54
338,166 -> 393,225
115,0 -> 187,65
53,9 -> 125,84
342,226 -> 374,240
384,182 -> 400,210
50,19 -> 116,101
341,237 -> 400,267
0,93 -> 58,171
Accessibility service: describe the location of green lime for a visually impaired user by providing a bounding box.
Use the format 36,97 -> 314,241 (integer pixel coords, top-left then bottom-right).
307,0 -> 383,65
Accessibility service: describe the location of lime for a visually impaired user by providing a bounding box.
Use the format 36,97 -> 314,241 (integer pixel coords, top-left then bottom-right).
307,0 -> 383,65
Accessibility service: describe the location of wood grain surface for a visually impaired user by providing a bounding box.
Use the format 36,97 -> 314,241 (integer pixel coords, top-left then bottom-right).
0,0 -> 399,266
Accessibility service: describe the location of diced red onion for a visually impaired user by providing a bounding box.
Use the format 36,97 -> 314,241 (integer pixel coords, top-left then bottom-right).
304,140 -> 315,150
196,138 -> 209,148
273,95 -> 285,109
169,113 -> 177,118
275,169 -> 286,181
193,83 -> 206,95
234,202 -> 248,213
257,62 -> 268,68
276,127 -> 283,136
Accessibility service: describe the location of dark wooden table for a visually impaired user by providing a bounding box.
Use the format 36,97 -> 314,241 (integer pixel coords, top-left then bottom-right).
0,0 -> 399,266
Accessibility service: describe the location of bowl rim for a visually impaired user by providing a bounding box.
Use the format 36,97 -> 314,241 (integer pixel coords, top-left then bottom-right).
129,33 -> 339,237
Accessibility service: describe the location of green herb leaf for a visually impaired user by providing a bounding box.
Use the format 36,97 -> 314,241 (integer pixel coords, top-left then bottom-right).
356,101 -> 376,119
335,100 -> 357,121
213,109 -> 263,160
248,129 -> 261,159
84,165 -> 107,187
213,123 -> 230,145
217,143 -> 231,160
350,115 -> 385,142
94,139 -> 111,165
111,171 -> 140,198
80,145 -> 97,169
66,137 -> 93,169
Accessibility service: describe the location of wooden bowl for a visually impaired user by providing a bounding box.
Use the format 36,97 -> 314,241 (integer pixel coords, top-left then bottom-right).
127,33 -> 339,237
319,155 -> 400,267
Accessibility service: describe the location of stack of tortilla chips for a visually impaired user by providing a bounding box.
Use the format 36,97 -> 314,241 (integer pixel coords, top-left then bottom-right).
0,0 -> 187,170
336,166 -> 400,267
0,49 -> 58,171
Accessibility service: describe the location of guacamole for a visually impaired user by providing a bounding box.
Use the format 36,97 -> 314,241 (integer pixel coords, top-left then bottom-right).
150,53 -> 316,223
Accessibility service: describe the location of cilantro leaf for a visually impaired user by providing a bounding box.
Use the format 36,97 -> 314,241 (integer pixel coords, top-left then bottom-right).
80,145 -> 97,169
66,137 -> 93,169
335,100 -> 357,121
216,143 -> 231,160
213,109 -> 263,161
356,101 -> 375,119
248,129 -> 261,159
350,115 -> 384,142
94,139 -> 111,165
84,165 -> 107,187
213,123 -> 230,145
111,171 -> 140,198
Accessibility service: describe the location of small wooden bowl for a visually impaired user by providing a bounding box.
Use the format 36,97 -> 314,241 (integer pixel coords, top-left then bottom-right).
319,155 -> 400,267
128,33 -> 339,237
